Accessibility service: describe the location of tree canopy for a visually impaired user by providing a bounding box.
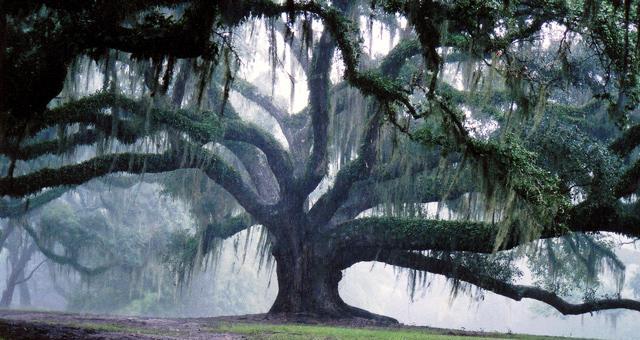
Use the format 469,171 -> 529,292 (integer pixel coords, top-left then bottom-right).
4,0 -> 640,321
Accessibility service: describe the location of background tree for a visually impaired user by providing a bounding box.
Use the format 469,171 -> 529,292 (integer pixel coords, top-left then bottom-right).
4,0 -> 640,321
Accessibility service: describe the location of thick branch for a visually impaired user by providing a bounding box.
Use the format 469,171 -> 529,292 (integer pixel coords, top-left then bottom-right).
378,251 -> 640,315
326,217 -> 564,254
299,29 -> 335,195
328,171 -> 469,227
233,80 -> 289,127
3,92 -> 223,161
224,141 -> 280,203
224,119 -> 293,192
0,145 -> 269,218
611,124 -> 640,156
200,213 -> 255,253
306,36 -> 424,225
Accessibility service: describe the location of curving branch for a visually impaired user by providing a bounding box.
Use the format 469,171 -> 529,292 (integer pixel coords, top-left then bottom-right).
233,79 -> 290,129
0,144 -> 270,219
224,141 -> 280,203
223,119 -> 294,192
231,79 -> 312,171
3,92 -> 224,162
22,223 -> 112,276
376,251 -> 640,315
328,171 -> 470,227
307,37 -> 433,228
13,259 -> 48,286
7,130 -> 103,161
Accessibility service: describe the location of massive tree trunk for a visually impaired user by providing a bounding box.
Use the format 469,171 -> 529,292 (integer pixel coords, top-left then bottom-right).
269,242 -> 343,316
267,220 -> 396,322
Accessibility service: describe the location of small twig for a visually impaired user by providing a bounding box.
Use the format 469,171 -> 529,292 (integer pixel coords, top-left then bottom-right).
14,259 -> 48,286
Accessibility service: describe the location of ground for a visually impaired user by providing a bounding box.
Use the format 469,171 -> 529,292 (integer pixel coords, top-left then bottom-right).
0,310 -> 583,339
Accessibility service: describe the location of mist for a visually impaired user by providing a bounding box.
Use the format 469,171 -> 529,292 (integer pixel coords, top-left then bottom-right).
3,2 -> 640,339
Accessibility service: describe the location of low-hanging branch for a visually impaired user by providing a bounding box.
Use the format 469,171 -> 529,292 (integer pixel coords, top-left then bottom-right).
22,223 -> 113,276
378,251 -> 640,315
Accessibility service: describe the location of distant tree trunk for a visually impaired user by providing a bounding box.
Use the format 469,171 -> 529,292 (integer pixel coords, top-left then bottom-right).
18,278 -> 31,307
0,240 -> 36,307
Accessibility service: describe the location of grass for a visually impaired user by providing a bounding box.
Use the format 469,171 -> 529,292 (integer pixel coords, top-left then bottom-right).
7,311 -> 585,340
211,323 -> 578,340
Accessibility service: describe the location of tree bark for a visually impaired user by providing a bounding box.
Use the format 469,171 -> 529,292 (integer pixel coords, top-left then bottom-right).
267,224 -> 396,322
0,241 -> 35,307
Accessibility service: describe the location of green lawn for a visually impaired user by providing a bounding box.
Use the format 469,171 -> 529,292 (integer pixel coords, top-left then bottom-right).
211,323 -> 577,340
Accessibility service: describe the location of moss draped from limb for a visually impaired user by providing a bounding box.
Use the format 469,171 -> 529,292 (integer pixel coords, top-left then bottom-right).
324,217 -> 565,254
376,251 -> 640,315
0,143 -> 269,218
2,92 -> 224,161
0,187 -> 71,218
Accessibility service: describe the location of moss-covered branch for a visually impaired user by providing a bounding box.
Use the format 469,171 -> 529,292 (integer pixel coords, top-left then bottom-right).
200,213 -> 255,252
308,36 -> 427,227
224,141 -> 280,203
328,171 -> 470,228
224,119 -> 294,192
0,144 -> 270,219
325,216 -> 566,254
2,92 -> 224,161
299,28 -> 336,195
377,251 -> 640,315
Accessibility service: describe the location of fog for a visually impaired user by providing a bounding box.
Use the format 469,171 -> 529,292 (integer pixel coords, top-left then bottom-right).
3,204 -> 639,340
3,4 -> 640,339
